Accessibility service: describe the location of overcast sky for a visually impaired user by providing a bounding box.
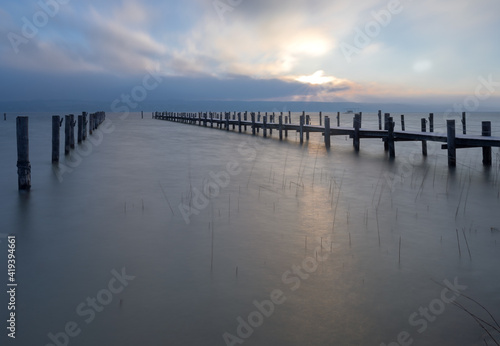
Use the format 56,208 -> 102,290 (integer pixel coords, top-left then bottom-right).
1,0 -> 499,107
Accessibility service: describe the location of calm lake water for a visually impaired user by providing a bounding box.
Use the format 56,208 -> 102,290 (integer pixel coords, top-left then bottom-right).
1,111 -> 500,346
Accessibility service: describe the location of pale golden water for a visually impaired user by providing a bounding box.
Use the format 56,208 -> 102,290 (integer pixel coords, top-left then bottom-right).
1,112 -> 500,345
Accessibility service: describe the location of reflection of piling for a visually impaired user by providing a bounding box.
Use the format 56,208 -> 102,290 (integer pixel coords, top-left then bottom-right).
482,121 -> 492,166
52,116 -> 60,163
16,116 -> 31,191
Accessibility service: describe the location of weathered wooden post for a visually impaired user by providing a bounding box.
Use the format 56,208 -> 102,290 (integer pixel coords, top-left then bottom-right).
401,114 -> 405,131
64,115 -> 70,154
270,112 -> 273,135
3,113 -> 6,121
462,112 -> 467,135
324,116 -> 331,149
244,111 -> 248,131
16,117 -> 31,190
210,113 -> 214,128
299,114 -> 304,144
337,111 -> 340,127
226,112 -> 229,131
353,114 -> 361,152
82,112 -> 87,140
251,113 -> 256,135
141,111 -> 144,119
89,114 -> 93,135
238,113 -> 242,133
77,115 -> 83,143
304,114 -> 309,141
263,115 -> 267,137
69,114 -> 75,149
447,120 -> 456,167
279,115 -> 283,140
384,113 -> 390,151
482,121 -> 492,166
429,113 -> 434,132
52,116 -> 60,163
388,117 -> 395,158
378,110 -> 382,130
421,118 -> 428,156
319,111 -> 322,127
232,112 -> 236,130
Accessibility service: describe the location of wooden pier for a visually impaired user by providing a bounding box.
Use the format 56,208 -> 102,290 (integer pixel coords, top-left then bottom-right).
154,111 -> 500,167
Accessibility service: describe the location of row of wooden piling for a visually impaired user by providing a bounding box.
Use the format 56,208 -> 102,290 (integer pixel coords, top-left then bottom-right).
51,111 -> 106,163
14,112 -> 105,191
154,111 -> 499,168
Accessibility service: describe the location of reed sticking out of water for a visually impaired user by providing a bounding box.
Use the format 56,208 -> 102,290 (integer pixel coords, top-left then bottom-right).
456,228 -> 462,258
462,227 -> 472,261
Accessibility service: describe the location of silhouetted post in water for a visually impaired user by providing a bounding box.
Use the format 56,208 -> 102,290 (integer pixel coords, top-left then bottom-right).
210,113 -> 214,128
70,114 -> 75,149
429,113 -> 434,132
285,112 -> 289,138
482,121 -> 492,166
232,112 -> 236,130
82,112 -> 87,140
421,118 -> 428,156
263,115 -> 268,137
337,111 -> 340,127
257,112 -> 261,133
288,111 -> 291,125
299,114 -> 304,144
89,114 -> 93,135
353,114 -> 361,152
244,111 -> 248,131
226,112 -> 229,131
141,111 -> 144,119
324,116 -> 331,149
3,113 -> 6,121
462,112 -> 467,134
401,114 -> 405,131
388,117 -> 395,158
64,115 -> 70,155
319,111 -> 322,126
52,116 -> 60,163
251,113 -> 256,135
238,113 -> 242,133
16,116 -> 31,191
270,112 -> 273,135
77,115 -> 83,143
279,115 -> 283,140
447,120 -> 456,167
306,114 -> 310,140
378,110 -> 382,130
384,113 -> 390,151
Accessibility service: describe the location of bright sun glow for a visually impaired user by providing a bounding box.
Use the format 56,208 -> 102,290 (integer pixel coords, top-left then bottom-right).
296,70 -> 335,85
287,36 -> 330,57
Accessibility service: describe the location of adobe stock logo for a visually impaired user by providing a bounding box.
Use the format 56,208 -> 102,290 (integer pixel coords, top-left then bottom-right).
7,0 -> 71,54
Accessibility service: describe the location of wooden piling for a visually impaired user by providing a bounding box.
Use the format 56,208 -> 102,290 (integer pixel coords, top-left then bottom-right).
482,121 -> 492,166
324,116 -> 331,149
251,113 -> 256,135
3,113 -> 6,121
211,113 -> 214,128
279,115 -> 283,140
384,113 -> 390,151
65,115 -> 70,155
306,114 -> 310,140
299,115 -> 304,144
141,111 -> 144,119
429,113 -> 434,132
70,114 -> 75,149
337,112 -> 340,127
378,110 -> 382,130
462,112 -> 467,135
238,113 -> 242,133
421,118 -> 428,156
401,114 -> 405,131
447,120 -> 456,167
78,115 -> 83,143
226,112 -> 229,131
319,111 -> 322,127
353,114 -> 361,152
388,117 -> 395,158
16,116 -> 31,190
270,112 -> 273,135
89,114 -> 93,135
263,115 -> 267,138
52,116 -> 60,163
82,112 -> 87,140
